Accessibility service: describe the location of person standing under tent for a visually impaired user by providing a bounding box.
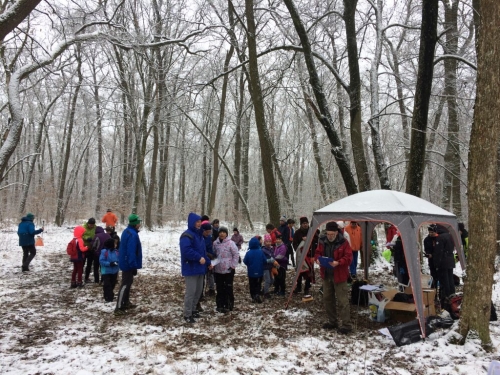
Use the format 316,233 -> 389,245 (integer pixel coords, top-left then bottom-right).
432,224 -> 456,305
344,221 -> 362,278
315,221 -> 353,334
292,217 -> 318,295
17,213 -> 44,272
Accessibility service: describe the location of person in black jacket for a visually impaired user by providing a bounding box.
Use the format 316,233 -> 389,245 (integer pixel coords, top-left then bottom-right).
432,224 -> 456,303
423,225 -> 439,289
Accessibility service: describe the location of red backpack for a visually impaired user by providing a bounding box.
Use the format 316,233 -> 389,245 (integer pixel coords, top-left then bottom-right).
66,238 -> 78,258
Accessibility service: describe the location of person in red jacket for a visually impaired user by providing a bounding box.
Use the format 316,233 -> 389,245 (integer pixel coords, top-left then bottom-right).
315,221 -> 353,334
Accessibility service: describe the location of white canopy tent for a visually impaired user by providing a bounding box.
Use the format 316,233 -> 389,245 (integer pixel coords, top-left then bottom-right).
288,190 -> 466,338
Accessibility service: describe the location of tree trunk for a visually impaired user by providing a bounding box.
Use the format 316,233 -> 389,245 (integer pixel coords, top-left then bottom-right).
405,0 -> 439,197
245,0 -> 281,224
343,0 -> 371,192
441,0 -> 462,218
208,45 -> 235,217
283,0 -> 358,195
459,0 -> 500,349
92,63 -> 103,216
55,47 -> 83,226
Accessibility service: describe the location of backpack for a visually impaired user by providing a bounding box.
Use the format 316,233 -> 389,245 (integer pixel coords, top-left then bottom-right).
66,238 -> 78,258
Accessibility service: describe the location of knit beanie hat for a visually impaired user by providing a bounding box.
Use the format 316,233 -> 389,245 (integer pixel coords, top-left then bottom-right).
201,222 -> 212,231
26,213 -> 35,220
233,227 -> 239,232
264,234 -> 272,242
128,214 -> 141,225
87,217 -> 96,224
249,237 -> 261,250
300,216 -> 309,225
326,221 -> 339,232
219,226 -> 229,235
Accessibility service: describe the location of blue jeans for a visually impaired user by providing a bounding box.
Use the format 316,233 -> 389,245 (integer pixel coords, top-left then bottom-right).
350,251 -> 359,276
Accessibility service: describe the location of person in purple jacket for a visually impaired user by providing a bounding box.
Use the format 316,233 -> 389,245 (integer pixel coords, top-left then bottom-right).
273,234 -> 288,296
90,226 -> 111,284
213,227 -> 239,313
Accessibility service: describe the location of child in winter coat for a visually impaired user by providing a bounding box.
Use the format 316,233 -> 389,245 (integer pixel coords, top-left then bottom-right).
70,226 -> 89,288
261,234 -> 275,297
243,237 -> 271,303
273,234 -> 288,296
99,238 -> 120,302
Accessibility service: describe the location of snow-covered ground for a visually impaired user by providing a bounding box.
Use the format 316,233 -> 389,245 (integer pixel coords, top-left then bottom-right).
1,223 -> 500,374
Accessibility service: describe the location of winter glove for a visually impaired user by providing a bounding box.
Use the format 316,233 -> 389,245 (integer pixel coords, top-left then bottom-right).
267,257 -> 275,264
132,269 -> 137,276
110,262 -> 118,267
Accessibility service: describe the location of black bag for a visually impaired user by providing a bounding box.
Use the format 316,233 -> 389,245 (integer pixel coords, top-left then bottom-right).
427,315 -> 454,329
350,279 -> 368,306
388,319 -> 435,347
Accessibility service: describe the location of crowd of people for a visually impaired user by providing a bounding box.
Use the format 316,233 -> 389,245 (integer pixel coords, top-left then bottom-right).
16,210 -> 468,334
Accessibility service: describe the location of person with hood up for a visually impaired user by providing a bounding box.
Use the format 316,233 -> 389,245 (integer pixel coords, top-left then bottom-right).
213,226 -> 239,313
17,213 -> 44,272
100,238 -> 120,302
180,213 -> 212,323
69,226 -> 89,288
90,226 -> 111,284
243,237 -> 270,303
114,214 -> 143,316
315,221 -> 353,334
83,218 -> 97,283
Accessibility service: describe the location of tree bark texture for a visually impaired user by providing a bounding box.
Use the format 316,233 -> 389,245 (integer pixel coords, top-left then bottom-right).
459,0 -> 500,349
405,0 -> 439,197
245,0 -> 281,224
343,0 -> 371,192
283,0 -> 358,195
0,0 -> 41,42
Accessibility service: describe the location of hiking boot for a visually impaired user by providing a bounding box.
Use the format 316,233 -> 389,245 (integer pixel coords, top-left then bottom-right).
196,302 -> 204,312
22,266 -> 29,272
322,322 -> 338,330
114,308 -> 126,316
255,295 -> 263,304
192,311 -> 201,318
184,316 -> 196,323
76,283 -> 84,288
216,307 -> 229,314
84,279 -> 92,283
70,282 -> 77,289
124,303 -> 137,310
207,289 -> 216,297
293,287 -> 302,294
338,326 -> 352,335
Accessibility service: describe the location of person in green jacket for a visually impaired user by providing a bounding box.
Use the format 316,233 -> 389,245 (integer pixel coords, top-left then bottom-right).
82,218 -> 97,283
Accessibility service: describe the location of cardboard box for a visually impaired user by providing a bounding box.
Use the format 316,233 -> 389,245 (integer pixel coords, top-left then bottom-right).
380,288 -> 436,322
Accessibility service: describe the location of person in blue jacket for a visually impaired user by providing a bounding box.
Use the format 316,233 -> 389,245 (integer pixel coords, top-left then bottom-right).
17,213 -> 44,272
180,212 -> 212,323
243,237 -> 271,303
100,238 -> 120,302
115,214 -> 142,315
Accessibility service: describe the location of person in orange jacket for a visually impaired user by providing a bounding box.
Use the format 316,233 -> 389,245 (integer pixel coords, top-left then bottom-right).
102,209 -> 118,228
344,221 -> 362,278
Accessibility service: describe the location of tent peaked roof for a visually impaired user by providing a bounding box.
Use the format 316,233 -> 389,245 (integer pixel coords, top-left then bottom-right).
315,190 -> 455,217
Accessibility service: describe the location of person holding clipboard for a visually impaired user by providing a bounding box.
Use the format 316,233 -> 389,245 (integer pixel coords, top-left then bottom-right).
315,221 -> 353,334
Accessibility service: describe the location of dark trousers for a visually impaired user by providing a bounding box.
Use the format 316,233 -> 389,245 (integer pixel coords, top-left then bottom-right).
437,268 -> 456,302
116,270 -> 134,310
215,270 -> 235,310
287,244 -> 295,267
295,273 -> 311,292
22,245 -> 36,269
102,273 -> 118,302
248,276 -> 263,300
84,251 -> 100,283
71,261 -> 84,283
274,268 -> 286,294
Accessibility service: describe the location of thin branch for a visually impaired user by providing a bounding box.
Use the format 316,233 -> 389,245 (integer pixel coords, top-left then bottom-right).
433,54 -> 477,70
